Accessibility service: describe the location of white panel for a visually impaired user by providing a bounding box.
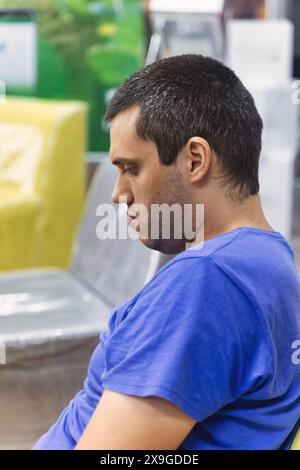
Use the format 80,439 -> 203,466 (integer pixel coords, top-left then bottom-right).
226,19 -> 294,85
150,0 -> 224,14
0,22 -> 37,88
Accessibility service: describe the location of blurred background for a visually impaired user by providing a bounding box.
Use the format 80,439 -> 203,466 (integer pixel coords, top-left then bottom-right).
0,0 -> 300,450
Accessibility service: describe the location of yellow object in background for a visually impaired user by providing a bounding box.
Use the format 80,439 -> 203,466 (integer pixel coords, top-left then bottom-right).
0,97 -> 88,271
291,425 -> 300,450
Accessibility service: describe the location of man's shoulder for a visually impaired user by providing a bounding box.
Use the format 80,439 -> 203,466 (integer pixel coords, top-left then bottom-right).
139,226 -> 295,310
155,226 -> 294,284
146,227 -> 245,285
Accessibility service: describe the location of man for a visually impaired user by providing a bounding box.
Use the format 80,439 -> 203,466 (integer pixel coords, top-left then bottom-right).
32,54 -> 300,450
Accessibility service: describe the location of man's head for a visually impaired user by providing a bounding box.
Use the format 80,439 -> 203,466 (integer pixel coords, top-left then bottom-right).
105,54 -> 263,254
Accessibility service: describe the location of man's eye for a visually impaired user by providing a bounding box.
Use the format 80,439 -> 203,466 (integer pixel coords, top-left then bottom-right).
123,165 -> 137,175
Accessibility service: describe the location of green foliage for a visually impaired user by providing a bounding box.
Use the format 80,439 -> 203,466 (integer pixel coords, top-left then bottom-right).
0,0 -> 145,149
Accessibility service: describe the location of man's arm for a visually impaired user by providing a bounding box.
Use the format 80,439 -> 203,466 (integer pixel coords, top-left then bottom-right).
75,389 -> 196,450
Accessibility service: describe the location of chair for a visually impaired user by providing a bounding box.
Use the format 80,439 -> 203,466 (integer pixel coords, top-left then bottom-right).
0,159 -> 171,449
0,97 -> 87,271
291,424 -> 300,450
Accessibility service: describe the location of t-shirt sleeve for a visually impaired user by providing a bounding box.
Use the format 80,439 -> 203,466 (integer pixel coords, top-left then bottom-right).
100,256 -> 271,423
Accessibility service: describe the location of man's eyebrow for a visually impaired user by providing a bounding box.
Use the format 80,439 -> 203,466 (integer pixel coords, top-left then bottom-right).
111,157 -> 137,166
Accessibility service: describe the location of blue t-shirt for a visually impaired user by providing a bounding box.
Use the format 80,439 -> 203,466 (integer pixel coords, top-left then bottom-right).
32,227 -> 300,450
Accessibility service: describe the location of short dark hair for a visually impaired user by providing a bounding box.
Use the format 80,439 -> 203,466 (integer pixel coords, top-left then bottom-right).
105,54 -> 263,200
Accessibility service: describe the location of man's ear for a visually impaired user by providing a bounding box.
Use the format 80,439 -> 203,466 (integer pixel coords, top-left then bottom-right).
185,137 -> 212,184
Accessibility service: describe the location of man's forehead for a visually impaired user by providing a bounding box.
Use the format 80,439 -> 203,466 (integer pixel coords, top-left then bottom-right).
109,110 -> 141,155
110,106 -> 140,133
109,120 -> 141,164
108,107 -> 158,165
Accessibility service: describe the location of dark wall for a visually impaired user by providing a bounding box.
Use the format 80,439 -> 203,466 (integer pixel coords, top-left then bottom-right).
290,0 -> 300,77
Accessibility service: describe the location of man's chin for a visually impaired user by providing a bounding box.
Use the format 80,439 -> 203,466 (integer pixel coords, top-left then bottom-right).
138,236 -> 186,255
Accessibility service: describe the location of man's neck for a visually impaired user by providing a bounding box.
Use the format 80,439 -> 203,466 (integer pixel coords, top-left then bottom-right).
190,194 -> 274,245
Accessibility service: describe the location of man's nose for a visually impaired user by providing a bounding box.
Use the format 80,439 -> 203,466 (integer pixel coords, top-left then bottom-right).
111,177 -> 133,205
